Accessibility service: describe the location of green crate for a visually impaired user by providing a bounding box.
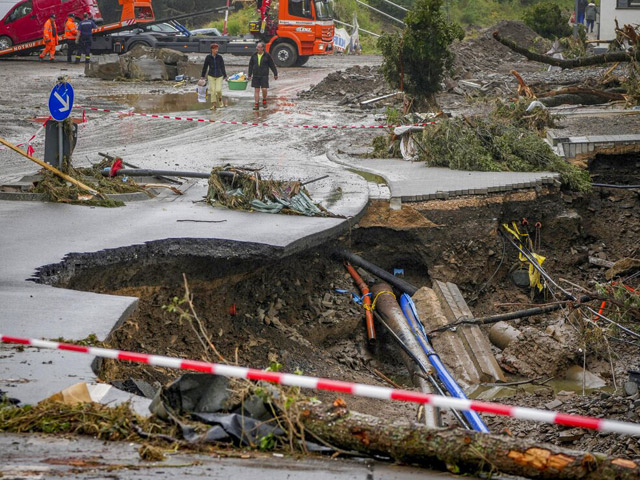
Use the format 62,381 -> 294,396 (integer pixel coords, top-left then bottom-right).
228,80 -> 248,91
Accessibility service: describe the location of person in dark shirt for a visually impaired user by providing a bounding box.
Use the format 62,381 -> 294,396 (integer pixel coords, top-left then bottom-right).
248,42 -> 278,110
577,0 -> 588,25
75,13 -> 97,64
201,43 -> 227,110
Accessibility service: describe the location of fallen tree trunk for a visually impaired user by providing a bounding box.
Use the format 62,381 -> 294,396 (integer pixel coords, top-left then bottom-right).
300,403 -> 640,479
537,87 -> 625,101
493,32 -> 637,68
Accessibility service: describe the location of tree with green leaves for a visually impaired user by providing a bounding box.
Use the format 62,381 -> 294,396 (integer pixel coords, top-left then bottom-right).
378,0 -> 464,105
522,1 -> 572,39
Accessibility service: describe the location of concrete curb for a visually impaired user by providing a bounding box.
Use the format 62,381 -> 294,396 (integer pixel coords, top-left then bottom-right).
327,146 -> 561,203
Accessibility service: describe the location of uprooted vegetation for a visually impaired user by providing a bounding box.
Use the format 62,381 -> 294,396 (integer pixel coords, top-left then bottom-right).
205,165 -> 328,216
417,116 -> 591,191
31,158 -> 149,207
371,102 -> 591,192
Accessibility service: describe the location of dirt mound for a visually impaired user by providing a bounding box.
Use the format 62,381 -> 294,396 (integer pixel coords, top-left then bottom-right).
298,65 -> 391,106
452,20 -> 549,77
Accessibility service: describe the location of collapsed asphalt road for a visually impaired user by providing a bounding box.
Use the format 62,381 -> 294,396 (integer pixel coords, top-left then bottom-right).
2,39 -> 640,479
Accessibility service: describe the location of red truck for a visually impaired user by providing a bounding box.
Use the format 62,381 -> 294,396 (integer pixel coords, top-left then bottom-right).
0,0 -> 102,49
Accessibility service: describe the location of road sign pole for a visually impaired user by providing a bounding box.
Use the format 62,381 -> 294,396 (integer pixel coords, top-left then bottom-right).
48,79 -> 75,169
57,121 -> 63,169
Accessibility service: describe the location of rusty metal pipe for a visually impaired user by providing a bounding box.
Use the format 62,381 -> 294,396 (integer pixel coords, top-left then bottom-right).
345,262 -> 376,345
371,282 -> 438,428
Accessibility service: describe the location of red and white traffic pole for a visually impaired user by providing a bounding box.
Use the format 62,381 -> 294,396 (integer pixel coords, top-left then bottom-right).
223,0 -> 230,36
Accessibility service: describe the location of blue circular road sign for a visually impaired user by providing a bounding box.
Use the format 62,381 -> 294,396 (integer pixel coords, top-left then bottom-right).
48,82 -> 75,121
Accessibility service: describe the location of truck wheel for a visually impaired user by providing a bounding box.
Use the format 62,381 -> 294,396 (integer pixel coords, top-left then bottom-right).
127,41 -> 151,52
0,36 -> 12,50
272,43 -> 297,68
295,55 -> 310,66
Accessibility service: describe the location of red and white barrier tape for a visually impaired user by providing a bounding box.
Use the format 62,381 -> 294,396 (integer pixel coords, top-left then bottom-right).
0,118 -> 50,156
75,105 -> 436,130
2,334 -> 639,435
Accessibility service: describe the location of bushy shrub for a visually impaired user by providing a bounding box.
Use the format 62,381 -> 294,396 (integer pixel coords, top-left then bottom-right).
419,118 -> 592,191
378,0 -> 464,102
522,1 -> 572,39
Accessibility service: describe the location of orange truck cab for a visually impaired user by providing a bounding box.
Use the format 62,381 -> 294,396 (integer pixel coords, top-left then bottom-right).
250,0 -> 334,67
118,0 -> 153,22
0,0 -> 102,49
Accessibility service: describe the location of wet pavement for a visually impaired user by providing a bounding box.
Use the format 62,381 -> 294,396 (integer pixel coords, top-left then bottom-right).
0,433 -> 460,480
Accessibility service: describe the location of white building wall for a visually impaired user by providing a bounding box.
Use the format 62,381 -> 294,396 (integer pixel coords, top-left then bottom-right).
600,0 -> 640,40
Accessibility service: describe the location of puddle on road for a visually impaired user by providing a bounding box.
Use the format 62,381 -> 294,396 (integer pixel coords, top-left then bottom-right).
101,92 -> 238,113
470,378 -> 616,401
347,168 -> 388,185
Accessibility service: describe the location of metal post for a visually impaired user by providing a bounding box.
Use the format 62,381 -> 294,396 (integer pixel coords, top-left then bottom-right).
574,0 -> 579,38
57,121 -> 63,169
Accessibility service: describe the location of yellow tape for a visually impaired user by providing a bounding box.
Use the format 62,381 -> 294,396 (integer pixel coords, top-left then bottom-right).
365,290 -> 396,312
503,223 -> 545,292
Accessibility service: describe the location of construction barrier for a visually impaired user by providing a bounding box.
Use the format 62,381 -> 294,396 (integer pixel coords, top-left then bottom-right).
2,333 -> 640,436
75,105 -> 437,130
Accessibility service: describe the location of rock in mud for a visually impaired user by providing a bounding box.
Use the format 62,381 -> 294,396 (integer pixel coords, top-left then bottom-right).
86,46 -> 188,81
606,257 -> 640,280
497,326 -> 580,378
565,365 -> 607,389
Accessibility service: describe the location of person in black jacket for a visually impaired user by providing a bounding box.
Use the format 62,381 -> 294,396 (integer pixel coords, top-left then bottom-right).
248,42 -> 278,110
201,43 -> 227,109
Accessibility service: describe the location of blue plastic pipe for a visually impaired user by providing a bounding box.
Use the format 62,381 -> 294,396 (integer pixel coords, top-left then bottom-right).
400,294 -> 489,433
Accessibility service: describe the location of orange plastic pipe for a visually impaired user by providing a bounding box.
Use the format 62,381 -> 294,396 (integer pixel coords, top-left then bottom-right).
345,261 -> 376,344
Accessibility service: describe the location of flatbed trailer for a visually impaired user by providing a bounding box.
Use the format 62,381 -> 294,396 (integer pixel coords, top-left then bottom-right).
0,7 -> 225,58
91,19 -> 259,57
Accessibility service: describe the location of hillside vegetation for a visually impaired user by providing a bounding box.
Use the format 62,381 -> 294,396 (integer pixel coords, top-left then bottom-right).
99,0 -> 578,53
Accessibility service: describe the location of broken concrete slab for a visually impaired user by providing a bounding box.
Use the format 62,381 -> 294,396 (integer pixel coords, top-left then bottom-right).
432,280 -> 506,384
84,54 -> 122,80
413,287 -> 481,386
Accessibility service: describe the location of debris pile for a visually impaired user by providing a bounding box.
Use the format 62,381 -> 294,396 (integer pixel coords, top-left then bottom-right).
31,159 -> 147,207
86,46 -> 189,81
206,165 -> 327,216
413,117 -> 591,191
451,20 -> 549,77
298,65 -> 393,107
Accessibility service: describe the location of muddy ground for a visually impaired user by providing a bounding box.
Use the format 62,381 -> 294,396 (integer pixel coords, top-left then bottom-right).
2,20 -> 640,465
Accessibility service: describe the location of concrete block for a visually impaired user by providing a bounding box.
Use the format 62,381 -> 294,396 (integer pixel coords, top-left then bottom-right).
125,57 -> 168,81
431,281 -> 505,384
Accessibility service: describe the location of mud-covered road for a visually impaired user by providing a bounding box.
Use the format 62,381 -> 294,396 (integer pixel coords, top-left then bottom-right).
0,54 -> 384,184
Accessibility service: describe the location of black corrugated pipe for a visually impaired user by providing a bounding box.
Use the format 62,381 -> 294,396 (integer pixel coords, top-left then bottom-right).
332,249 -> 419,296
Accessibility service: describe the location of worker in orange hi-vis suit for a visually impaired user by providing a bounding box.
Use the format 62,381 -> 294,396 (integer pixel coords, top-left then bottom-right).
63,13 -> 78,63
119,0 -> 135,21
39,13 -> 58,61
